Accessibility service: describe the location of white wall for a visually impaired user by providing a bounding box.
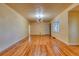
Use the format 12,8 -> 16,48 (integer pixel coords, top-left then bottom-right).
30,22 -> 50,35
51,12 -> 69,44
0,4 -> 29,52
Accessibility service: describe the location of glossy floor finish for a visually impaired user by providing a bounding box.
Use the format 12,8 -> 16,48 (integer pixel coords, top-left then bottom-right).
0,35 -> 79,56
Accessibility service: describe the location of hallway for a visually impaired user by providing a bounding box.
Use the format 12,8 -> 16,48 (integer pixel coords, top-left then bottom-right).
0,35 -> 79,56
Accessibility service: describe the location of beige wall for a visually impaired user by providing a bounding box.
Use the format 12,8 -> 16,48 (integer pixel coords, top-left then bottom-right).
51,12 -> 69,44
30,22 -> 50,35
0,4 -> 29,52
69,11 -> 79,45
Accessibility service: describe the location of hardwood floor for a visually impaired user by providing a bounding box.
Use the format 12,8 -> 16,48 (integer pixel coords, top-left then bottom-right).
0,35 -> 79,56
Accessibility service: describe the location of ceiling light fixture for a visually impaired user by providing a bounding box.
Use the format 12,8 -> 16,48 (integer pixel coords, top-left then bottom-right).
35,7 -> 44,22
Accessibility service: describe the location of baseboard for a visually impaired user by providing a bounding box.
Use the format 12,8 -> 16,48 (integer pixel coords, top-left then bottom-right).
51,35 -> 79,45
31,34 -> 50,36
51,35 -> 69,45
0,35 -> 28,55
69,43 -> 79,45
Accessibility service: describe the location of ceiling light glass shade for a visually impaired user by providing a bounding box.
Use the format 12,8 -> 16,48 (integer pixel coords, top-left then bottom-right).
35,13 -> 44,19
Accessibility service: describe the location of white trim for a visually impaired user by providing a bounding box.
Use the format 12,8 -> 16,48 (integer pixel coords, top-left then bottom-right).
2,4 -> 27,21
51,35 -> 69,45
51,35 -> 79,45
0,35 -> 28,53
54,3 -> 79,20
69,43 -> 79,45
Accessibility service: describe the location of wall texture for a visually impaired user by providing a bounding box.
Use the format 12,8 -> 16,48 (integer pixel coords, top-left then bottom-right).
51,12 -> 69,44
0,4 -> 29,52
30,22 -> 50,35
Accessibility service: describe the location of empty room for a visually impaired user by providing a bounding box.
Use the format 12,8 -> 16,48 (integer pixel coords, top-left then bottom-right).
0,3 -> 79,56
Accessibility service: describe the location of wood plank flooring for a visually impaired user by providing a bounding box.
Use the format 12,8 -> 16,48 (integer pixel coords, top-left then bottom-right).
0,35 -> 79,56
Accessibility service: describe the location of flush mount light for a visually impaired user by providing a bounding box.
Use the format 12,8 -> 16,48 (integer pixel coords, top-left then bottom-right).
35,13 -> 44,20
35,7 -> 44,22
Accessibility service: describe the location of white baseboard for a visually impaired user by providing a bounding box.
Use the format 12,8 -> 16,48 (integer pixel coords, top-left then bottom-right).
51,35 -> 69,45
51,35 -> 79,45
0,34 -> 29,53
69,43 -> 79,45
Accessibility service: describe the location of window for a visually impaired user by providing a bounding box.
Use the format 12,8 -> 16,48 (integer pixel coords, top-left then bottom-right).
53,21 -> 60,32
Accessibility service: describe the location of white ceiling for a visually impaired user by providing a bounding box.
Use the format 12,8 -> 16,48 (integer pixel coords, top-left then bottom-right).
70,5 -> 79,11
6,3 -> 72,22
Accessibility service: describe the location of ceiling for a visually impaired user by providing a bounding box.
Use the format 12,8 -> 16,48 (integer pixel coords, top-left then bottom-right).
6,3 -> 72,22
70,5 -> 79,11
